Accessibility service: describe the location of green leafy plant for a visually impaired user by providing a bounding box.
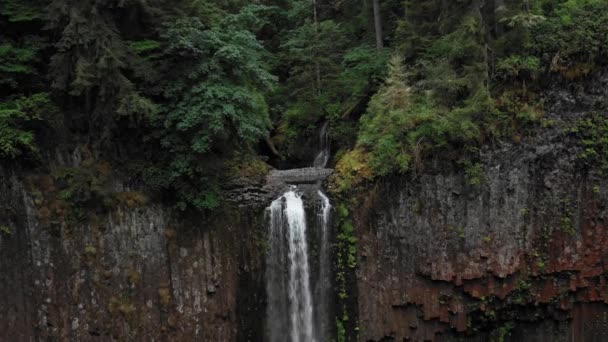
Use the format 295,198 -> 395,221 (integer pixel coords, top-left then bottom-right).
570,114 -> 608,174
0,93 -> 55,158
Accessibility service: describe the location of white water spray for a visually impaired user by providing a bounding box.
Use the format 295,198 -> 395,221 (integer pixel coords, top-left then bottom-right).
315,190 -> 331,341
267,191 -> 316,342
284,191 -> 315,342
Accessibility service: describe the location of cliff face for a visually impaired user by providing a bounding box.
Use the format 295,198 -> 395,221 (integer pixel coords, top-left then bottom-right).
0,159 -> 267,341
2,71 -> 608,342
354,71 -> 608,341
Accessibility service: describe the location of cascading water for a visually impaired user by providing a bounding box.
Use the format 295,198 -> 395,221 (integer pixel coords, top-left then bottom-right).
266,198 -> 289,342
285,191 -> 315,342
315,190 -> 331,341
266,122 -> 333,341
266,190 -> 315,342
313,122 -> 330,168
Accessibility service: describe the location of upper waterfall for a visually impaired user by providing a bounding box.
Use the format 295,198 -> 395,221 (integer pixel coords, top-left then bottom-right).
313,122 -> 330,168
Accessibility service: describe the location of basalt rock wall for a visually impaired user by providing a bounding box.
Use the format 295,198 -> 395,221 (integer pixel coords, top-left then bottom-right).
0,160 -> 267,341
354,71 -> 608,341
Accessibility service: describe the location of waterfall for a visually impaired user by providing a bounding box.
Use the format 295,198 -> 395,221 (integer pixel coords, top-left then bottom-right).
267,191 -> 315,342
266,122 -> 332,341
315,190 -> 331,341
266,198 -> 289,342
285,191 -> 315,342
313,122 -> 330,168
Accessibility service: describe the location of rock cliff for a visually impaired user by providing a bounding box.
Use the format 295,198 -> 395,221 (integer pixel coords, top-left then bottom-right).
0,159 -> 267,341
354,71 -> 608,341
2,71 -> 608,341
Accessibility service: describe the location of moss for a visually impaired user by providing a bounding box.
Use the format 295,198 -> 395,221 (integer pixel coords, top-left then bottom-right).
127,268 -> 142,286
52,159 -> 114,208
570,114 -> 608,174
26,160 -> 145,235
158,285 -> 172,306
84,244 -> 97,256
464,162 -> 485,186
338,220 -> 358,269
412,200 -> 423,214
115,192 -> 148,208
226,153 -> 270,184
531,250 -> 547,272
0,225 -> 13,236
334,201 -> 359,340
452,226 -> 465,239
492,322 -> 514,342
509,277 -> 534,305
560,216 -> 575,235
336,316 -> 346,342
108,296 -> 136,317
330,148 -> 373,194
536,259 -> 546,271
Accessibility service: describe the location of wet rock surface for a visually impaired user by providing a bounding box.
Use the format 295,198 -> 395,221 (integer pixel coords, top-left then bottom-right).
225,167 -> 333,207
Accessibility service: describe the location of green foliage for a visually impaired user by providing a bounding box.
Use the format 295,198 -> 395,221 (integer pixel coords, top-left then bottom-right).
338,220 -> 357,269
0,0 -> 46,22
496,55 -> 541,81
339,47 -> 389,101
128,39 -> 162,60
1,0 -> 606,217
0,41 -> 43,88
155,10 -> 276,209
0,93 -> 55,158
335,202 -> 357,304
336,317 -> 346,342
338,11 -> 501,181
333,201 -> 359,341
52,160 -> 114,208
330,148 -> 373,194
463,161 -> 485,186
282,20 -> 349,99
226,154 -> 269,183
161,15 -> 274,151
0,225 -> 13,236
561,216 -> 575,235
532,0 -> 608,76
351,53 -> 489,179
570,114 -> 608,174
492,322 -> 514,342
332,0 -> 608,183
271,1 -> 392,157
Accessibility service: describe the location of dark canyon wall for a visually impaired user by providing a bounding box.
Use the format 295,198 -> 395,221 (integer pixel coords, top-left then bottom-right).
0,158 -> 267,341
353,72 -> 608,341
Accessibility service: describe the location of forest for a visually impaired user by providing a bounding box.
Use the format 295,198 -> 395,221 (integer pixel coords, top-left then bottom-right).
2,0 -> 606,209
2,1 -> 608,340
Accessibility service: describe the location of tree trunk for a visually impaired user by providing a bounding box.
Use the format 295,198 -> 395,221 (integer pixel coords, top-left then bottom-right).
265,136 -> 282,157
372,0 -> 383,49
494,0 -> 505,35
312,0 -> 322,96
